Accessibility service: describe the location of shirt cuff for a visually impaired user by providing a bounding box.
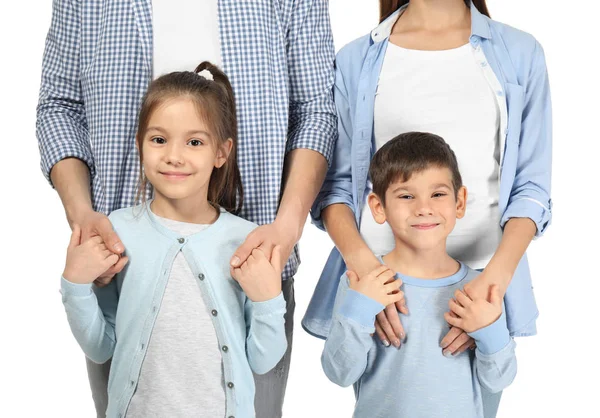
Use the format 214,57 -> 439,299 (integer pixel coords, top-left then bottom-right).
500,197 -> 552,238
338,289 -> 385,328
468,310 -> 511,355
60,276 -> 93,297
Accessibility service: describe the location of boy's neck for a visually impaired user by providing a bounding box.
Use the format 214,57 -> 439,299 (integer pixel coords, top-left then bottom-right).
150,195 -> 218,225
382,240 -> 459,279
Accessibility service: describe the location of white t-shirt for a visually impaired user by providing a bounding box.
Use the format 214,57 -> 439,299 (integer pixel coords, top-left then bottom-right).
361,42 -> 502,269
152,0 -> 222,79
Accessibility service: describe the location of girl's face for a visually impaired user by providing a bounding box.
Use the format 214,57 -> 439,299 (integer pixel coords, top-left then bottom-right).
140,97 -> 232,206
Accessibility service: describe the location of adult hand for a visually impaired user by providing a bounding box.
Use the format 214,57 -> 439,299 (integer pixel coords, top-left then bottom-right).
72,209 -> 128,287
230,220 -> 300,273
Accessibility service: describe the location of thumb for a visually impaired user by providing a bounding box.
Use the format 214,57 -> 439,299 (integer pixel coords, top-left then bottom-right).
68,225 -> 82,249
489,284 -> 501,306
346,270 -> 358,287
270,245 -> 283,273
97,217 -> 124,254
231,232 -> 261,267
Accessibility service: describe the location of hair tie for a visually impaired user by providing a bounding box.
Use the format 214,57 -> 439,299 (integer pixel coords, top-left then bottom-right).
197,69 -> 214,81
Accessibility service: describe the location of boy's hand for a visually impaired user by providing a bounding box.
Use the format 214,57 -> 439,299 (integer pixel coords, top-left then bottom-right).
231,246 -> 283,302
347,266 -> 404,308
63,225 -> 123,285
444,285 -> 502,333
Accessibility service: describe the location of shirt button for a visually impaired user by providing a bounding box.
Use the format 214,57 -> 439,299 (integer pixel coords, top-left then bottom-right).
222,345 -> 229,352
211,309 -> 218,316
198,273 -> 205,281
178,238 -> 185,244
227,382 -> 234,389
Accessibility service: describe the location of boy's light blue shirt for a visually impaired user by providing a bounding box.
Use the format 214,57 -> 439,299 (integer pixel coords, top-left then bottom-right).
322,264 -> 517,418
303,2 -> 552,339
60,203 -> 287,418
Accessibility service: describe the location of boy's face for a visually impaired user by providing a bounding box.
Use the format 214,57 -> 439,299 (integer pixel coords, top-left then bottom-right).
368,166 -> 467,251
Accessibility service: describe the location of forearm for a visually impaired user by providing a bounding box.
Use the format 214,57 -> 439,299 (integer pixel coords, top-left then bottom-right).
277,148 -> 328,238
322,204 -> 378,276
50,158 -> 93,227
487,217 -> 537,290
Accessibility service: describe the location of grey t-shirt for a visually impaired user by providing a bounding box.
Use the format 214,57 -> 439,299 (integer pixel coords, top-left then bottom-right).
127,215 -> 226,417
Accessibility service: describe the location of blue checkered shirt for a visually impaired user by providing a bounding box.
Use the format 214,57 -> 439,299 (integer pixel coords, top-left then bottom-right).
36,0 -> 337,280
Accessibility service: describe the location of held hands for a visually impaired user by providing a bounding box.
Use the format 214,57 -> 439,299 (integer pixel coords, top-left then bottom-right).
230,246 -> 283,303
347,266 -> 404,309
63,225 -> 126,285
444,285 -> 502,334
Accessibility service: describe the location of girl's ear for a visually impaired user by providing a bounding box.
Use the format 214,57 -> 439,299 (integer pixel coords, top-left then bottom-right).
368,192 -> 387,224
215,138 -> 233,168
455,186 -> 467,219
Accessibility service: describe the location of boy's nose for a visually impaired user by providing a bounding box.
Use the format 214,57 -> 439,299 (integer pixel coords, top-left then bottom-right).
415,200 -> 434,216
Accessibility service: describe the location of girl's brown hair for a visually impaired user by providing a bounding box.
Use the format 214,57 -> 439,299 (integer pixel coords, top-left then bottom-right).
135,61 -> 243,214
379,0 -> 490,23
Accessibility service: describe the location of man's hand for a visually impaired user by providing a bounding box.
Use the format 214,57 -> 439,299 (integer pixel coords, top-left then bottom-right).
444,285 -> 503,334
231,247 -> 283,302
63,226 -> 123,285
73,210 -> 128,287
230,220 -> 300,273
347,266 -> 404,312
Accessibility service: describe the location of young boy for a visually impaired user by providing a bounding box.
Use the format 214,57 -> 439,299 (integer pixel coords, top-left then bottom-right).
321,132 -> 517,418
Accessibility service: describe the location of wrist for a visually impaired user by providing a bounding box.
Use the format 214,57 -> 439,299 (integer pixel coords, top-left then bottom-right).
273,215 -> 303,246
66,203 -> 94,228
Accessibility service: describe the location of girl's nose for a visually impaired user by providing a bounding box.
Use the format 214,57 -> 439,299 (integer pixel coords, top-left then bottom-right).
165,144 -> 184,166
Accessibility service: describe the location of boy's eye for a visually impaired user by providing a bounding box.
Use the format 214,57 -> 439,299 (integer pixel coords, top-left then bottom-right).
151,137 -> 166,144
188,139 -> 203,147
432,192 -> 447,198
398,195 -> 413,200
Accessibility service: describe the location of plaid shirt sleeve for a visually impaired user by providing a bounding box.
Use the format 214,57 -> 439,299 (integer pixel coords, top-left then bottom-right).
285,0 -> 337,165
36,0 -> 94,187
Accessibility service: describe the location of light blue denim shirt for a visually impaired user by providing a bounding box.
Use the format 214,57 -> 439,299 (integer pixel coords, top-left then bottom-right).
60,204 -> 287,418
303,3 -> 552,339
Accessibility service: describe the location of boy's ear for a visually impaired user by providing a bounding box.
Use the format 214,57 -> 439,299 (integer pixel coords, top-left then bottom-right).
368,192 -> 387,224
455,186 -> 467,219
215,138 -> 233,168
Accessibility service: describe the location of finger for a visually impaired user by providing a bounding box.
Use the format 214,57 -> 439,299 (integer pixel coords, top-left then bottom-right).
68,225 -> 82,249
373,266 -> 392,280
454,289 -> 472,307
384,280 -> 402,294
395,298 -> 409,315
94,276 -> 113,288
103,254 -> 120,268
378,269 -> 397,284
346,270 -> 359,287
108,255 -> 129,275
442,330 -> 471,356
448,298 -> 466,317
454,337 -> 476,355
377,306 -> 402,347
269,245 -> 283,274
443,312 -> 463,329
96,217 -> 124,254
489,284 -> 502,306
231,231 -> 263,267
374,321 -> 390,347
251,247 -> 267,260
440,326 -> 463,349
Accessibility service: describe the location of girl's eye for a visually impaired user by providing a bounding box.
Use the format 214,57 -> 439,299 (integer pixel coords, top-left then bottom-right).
188,139 -> 203,147
151,137 -> 166,144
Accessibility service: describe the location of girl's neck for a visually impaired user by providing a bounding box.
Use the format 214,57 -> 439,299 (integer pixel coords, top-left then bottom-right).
150,195 -> 218,225
397,0 -> 470,32
383,240 -> 459,279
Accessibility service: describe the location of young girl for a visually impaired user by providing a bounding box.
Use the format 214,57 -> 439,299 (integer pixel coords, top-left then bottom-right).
60,62 -> 287,418
303,1 -> 552,417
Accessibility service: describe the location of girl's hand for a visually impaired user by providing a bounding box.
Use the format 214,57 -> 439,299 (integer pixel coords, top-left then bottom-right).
63,225 -> 123,285
347,267 -> 404,313
444,285 -> 503,333
231,246 -> 283,302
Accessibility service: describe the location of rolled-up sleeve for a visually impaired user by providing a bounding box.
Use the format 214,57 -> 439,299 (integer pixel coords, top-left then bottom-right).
500,41 -> 552,238
285,0 -> 337,165
36,0 -> 94,187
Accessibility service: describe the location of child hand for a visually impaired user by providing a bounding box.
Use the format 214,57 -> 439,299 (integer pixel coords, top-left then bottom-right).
444,285 -> 502,333
347,266 -> 404,307
63,225 -> 122,285
230,246 -> 283,302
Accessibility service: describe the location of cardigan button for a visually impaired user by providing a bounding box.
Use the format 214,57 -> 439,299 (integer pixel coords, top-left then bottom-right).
211,309 -> 218,316
198,273 -> 205,281
178,238 -> 185,244
227,382 -> 234,389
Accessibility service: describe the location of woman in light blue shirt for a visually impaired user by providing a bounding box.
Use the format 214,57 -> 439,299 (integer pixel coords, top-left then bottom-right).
303,1 -> 552,417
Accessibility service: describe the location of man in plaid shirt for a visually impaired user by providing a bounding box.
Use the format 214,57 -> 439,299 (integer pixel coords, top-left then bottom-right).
37,1 -> 336,416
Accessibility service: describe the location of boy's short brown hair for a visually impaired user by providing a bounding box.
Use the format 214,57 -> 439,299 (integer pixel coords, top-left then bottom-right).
369,132 -> 463,205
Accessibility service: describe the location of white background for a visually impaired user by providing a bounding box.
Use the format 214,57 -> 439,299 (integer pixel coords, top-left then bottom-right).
1,0 -> 598,416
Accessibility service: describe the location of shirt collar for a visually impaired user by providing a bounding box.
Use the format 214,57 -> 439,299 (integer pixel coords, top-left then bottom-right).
370,1 -> 491,43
